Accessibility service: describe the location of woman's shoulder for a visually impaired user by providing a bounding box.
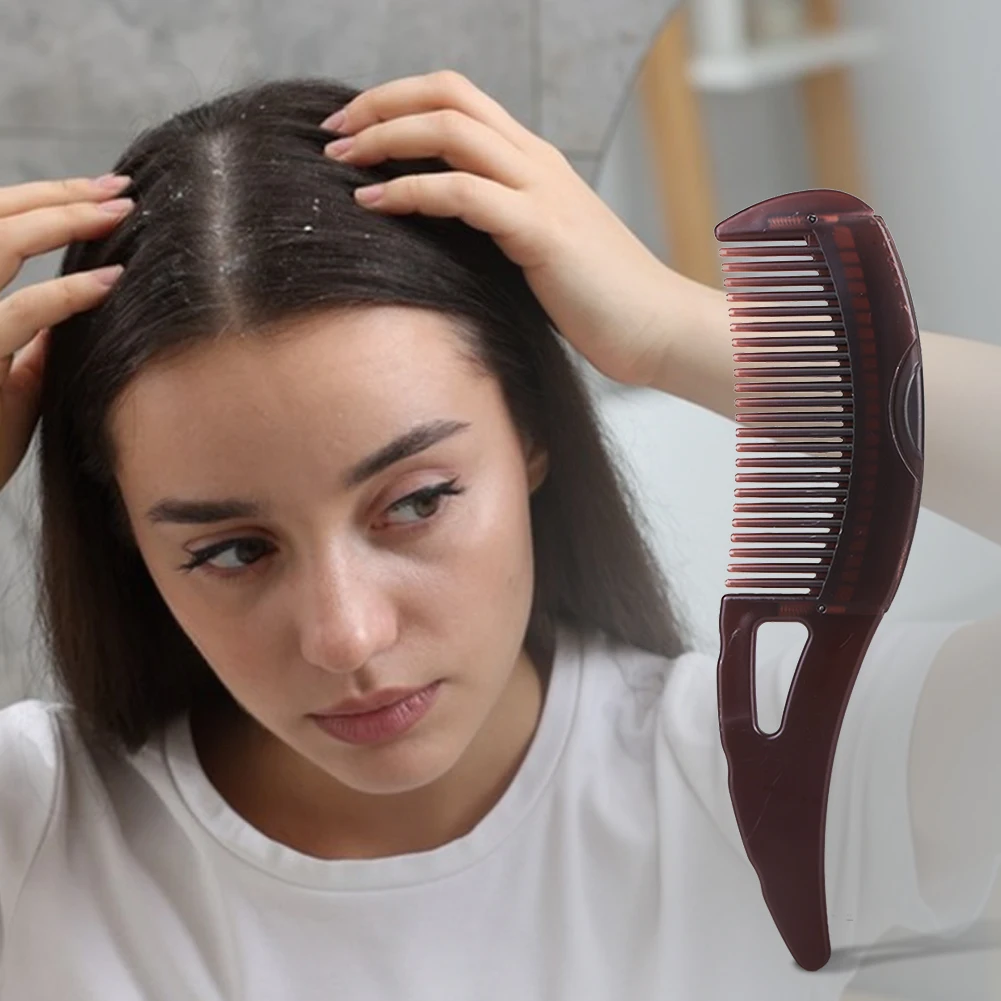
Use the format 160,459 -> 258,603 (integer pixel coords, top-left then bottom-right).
0,699 -> 68,927
0,698 -> 69,823
0,697 -> 66,773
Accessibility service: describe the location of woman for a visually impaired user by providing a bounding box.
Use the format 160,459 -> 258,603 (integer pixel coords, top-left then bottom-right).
0,71 -> 997,999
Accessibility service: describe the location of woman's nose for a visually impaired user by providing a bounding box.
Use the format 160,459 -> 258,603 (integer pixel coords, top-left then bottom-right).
296,550 -> 398,674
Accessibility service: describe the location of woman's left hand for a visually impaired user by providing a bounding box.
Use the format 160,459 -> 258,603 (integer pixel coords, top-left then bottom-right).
320,69 -> 690,389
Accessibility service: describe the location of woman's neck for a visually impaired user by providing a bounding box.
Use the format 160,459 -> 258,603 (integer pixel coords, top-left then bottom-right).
191,647 -> 549,860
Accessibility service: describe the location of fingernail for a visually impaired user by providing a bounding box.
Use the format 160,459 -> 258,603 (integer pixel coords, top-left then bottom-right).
325,137 -> 354,159
354,184 -> 385,205
321,109 -> 347,132
94,173 -> 132,192
92,265 -> 124,287
99,197 -> 135,216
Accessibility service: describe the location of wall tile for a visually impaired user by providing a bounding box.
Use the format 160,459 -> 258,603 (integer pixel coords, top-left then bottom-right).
371,0 -> 536,130
0,0 -> 253,132
540,0 -> 678,153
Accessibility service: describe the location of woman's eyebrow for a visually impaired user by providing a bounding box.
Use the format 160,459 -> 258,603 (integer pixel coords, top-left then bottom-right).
144,418 -> 472,525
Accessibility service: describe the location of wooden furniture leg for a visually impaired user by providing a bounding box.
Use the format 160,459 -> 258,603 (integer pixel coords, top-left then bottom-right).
639,8 -> 722,288
802,0 -> 865,196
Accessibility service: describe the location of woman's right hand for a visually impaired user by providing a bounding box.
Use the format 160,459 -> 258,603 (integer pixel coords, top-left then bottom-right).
0,175 -> 133,492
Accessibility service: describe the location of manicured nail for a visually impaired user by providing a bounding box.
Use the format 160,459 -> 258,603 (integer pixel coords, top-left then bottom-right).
94,173 -> 132,192
92,265 -> 124,287
321,110 -> 347,132
325,137 -> 354,159
354,184 -> 385,205
99,197 -> 135,216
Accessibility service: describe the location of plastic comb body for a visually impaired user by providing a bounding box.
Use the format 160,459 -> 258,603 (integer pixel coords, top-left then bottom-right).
714,189 -> 924,971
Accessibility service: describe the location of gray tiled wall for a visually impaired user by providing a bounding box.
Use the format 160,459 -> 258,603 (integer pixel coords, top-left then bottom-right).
0,0 -> 679,706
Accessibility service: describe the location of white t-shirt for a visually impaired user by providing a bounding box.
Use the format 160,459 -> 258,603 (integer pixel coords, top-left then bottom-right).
0,620 -> 995,1000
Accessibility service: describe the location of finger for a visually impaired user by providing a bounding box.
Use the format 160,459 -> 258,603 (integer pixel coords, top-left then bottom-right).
0,375 -> 43,486
6,326 -> 50,387
353,172 -> 545,268
0,174 -> 132,220
326,109 -> 532,189
325,70 -> 547,156
0,198 -> 134,287
0,267 -> 123,362
0,330 -> 50,486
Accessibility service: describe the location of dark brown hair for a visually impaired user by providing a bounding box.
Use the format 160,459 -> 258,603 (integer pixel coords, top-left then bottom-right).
37,77 -> 693,755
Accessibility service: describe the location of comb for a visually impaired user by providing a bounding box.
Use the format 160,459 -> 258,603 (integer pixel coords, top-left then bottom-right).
714,190 -> 924,971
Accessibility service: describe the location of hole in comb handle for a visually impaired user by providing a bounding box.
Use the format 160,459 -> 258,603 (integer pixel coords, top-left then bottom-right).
754,620 -> 809,735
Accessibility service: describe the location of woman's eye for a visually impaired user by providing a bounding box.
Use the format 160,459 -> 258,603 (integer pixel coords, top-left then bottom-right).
178,480 -> 465,577
384,479 -> 464,525
181,538 -> 272,574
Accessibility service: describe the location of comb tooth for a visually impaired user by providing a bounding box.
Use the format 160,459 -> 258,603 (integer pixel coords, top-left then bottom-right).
732,320 -> 845,334
735,382 -> 849,394
724,276 -> 836,289
735,473 -> 849,483
730,548 -> 835,559
736,429 -> 853,441
729,306 -> 842,319
737,404 -> 851,414
722,262 -> 831,275
734,351 -> 849,363
718,246 -> 822,259
735,397 -> 851,409
732,518 -> 844,529
735,459 -> 850,470
727,564 -> 827,576
725,579 -> 823,592
735,488 -> 848,500
737,425 -> 850,435
736,444 -> 852,455
734,504 -> 844,516
727,291 -> 838,303
731,533 -> 836,544
736,375 -> 849,386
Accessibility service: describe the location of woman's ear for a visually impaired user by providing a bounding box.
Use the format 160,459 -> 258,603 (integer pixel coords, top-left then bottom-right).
525,442 -> 549,493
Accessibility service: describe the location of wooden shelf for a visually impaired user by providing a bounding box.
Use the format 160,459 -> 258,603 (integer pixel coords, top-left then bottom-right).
688,28 -> 879,92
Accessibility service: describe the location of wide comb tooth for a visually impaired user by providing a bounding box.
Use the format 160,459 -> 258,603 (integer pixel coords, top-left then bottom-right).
719,234 -> 852,595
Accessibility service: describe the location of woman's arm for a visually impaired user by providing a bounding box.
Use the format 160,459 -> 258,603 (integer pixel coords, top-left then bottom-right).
648,277 -> 1001,547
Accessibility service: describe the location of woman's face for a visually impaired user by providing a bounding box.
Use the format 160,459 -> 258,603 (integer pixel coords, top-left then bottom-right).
110,304 -> 548,801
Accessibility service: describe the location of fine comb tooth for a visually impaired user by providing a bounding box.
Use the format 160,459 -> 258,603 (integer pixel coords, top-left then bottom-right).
736,457 -> 850,467
730,306 -> 841,318
722,262 -> 831,275
720,234 -> 851,594
735,473 -> 850,483
735,396 -> 850,407
727,291 -> 836,303
735,381 -> 848,393
732,354 -> 848,366
724,276 -> 835,289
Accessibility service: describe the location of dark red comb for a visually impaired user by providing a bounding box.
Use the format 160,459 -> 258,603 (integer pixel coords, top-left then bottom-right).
714,189 -> 923,970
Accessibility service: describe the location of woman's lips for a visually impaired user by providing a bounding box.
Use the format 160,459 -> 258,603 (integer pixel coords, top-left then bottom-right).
309,681 -> 443,745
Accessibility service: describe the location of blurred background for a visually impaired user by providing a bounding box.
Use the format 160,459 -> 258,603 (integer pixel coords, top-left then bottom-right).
0,0 -> 998,996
